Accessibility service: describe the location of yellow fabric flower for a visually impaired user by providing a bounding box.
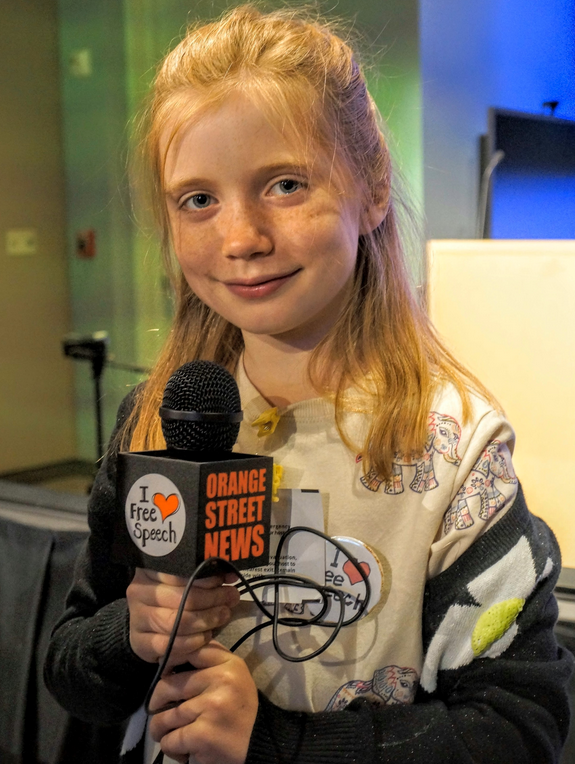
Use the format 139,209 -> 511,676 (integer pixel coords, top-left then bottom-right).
251,407 -> 280,437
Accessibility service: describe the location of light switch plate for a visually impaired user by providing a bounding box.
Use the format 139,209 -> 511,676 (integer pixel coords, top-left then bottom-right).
6,228 -> 38,256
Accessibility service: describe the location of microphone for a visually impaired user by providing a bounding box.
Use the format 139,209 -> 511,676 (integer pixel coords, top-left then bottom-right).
112,361 -> 273,578
160,360 -> 242,451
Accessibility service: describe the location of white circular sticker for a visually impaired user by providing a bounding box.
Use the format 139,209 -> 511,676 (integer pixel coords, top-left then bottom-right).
125,474 -> 186,557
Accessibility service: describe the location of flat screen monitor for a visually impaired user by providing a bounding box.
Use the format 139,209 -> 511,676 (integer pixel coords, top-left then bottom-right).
485,108 -> 575,239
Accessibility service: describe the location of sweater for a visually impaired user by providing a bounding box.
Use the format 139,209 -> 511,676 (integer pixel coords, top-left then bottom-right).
44,374 -> 573,763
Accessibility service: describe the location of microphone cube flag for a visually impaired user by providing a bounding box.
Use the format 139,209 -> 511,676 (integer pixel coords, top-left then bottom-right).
113,449 -> 273,577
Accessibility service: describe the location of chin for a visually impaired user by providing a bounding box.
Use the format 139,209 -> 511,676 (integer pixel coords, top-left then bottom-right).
220,310 -> 298,337
240,322 -> 297,337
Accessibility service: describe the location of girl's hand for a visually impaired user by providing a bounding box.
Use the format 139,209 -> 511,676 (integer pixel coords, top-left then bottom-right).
127,568 -> 239,667
148,641 -> 258,764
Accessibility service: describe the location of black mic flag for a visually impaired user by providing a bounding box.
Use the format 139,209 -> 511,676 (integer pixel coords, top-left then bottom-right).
112,361 -> 273,577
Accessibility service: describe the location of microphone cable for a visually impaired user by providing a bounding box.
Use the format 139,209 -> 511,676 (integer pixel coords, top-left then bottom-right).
144,526 -> 371,720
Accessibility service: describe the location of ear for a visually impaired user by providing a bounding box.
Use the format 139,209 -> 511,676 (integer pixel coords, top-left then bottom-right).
359,186 -> 390,234
359,202 -> 388,234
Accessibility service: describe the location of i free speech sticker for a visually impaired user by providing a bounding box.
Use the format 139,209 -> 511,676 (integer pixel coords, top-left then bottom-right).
125,474 -> 186,557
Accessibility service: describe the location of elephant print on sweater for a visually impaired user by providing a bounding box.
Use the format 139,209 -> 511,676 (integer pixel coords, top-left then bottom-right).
325,665 -> 419,711
443,440 -> 518,534
360,412 -> 462,494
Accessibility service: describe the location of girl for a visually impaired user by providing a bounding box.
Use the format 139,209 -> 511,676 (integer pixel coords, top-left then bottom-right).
45,6 -> 572,764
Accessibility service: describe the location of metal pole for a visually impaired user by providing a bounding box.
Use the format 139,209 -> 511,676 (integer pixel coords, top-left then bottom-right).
94,372 -> 104,462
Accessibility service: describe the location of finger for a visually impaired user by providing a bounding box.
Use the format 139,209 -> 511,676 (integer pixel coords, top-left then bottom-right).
149,670 -> 203,714
184,583 -> 240,611
128,578 -> 239,611
132,567 -> 231,597
187,640 -> 234,670
141,568 -> 230,590
159,721 -> 202,762
136,567 -> 190,587
155,641 -> 237,685
162,636 -> 213,671
149,699 -> 199,740
168,755 -> 188,764
192,574 -> 229,589
131,629 -> 213,665
137,567 -> 232,587
131,603 -> 233,637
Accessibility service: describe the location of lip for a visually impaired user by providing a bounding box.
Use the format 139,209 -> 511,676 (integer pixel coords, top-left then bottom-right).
224,269 -> 301,299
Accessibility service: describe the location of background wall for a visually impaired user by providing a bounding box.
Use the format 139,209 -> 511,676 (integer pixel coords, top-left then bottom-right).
57,0 -> 141,463
420,0 -> 575,239
0,0 -> 76,472
428,239 -> 575,567
2,0 -> 574,474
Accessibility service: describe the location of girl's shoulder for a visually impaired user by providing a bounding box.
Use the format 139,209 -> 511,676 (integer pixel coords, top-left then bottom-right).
430,378 -> 514,453
426,379 -> 519,577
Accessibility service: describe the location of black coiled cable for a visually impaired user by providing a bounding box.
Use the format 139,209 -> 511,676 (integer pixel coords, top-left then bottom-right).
145,526 -> 371,762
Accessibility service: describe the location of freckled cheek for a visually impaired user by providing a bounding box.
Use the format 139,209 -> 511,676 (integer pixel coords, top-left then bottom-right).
286,214 -> 337,257
176,254 -> 214,290
172,229 -> 216,280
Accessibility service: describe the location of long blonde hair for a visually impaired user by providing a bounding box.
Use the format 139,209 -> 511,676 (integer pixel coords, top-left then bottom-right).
127,4 -> 497,478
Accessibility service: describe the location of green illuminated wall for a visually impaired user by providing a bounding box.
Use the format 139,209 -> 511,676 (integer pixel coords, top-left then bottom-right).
57,0 -> 140,459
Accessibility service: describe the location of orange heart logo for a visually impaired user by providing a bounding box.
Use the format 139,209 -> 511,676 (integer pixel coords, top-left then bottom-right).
343,559 -> 370,586
153,493 -> 180,522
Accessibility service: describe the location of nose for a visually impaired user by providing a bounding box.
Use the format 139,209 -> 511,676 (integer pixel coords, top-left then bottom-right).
220,201 -> 272,260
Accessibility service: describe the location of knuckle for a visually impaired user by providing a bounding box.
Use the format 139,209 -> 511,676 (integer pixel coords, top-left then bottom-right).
186,610 -> 204,631
194,574 -> 224,588
185,632 -> 211,651
149,608 -> 173,635
219,666 -> 238,687
125,581 -> 139,603
225,586 -> 241,606
163,726 -> 190,759
150,633 -> 169,657
165,608 -> 179,632
212,692 -> 228,712
218,605 -> 232,625
204,692 -> 229,719
148,714 -> 164,742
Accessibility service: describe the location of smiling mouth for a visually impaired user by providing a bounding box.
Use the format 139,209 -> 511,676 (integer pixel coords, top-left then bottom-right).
224,269 -> 301,298
226,269 -> 301,287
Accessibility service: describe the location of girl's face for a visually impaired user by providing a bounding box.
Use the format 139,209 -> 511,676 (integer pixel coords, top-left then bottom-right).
162,93 -> 370,347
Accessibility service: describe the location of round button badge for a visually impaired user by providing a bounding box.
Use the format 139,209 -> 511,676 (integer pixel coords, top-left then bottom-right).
308,536 -> 384,622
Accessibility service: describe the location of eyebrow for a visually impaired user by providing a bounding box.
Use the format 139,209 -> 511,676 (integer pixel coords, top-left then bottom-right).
164,177 -> 211,197
163,161 -> 311,196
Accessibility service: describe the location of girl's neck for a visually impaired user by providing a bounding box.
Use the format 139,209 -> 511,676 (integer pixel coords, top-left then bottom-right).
241,332 -> 322,408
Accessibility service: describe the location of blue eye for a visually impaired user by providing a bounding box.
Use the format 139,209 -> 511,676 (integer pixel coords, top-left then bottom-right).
272,178 -> 304,195
183,193 -> 213,209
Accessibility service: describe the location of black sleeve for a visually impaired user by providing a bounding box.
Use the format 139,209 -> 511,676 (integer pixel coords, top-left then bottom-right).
44,390 -> 157,725
245,492 -> 574,764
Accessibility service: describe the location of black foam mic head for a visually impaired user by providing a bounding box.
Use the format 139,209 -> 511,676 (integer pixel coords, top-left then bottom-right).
160,361 -> 242,451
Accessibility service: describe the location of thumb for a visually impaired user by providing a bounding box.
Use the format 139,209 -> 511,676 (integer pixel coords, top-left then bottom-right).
187,640 -> 232,669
